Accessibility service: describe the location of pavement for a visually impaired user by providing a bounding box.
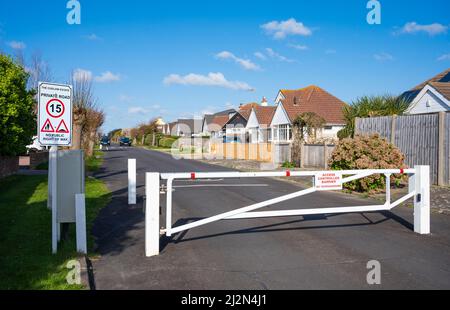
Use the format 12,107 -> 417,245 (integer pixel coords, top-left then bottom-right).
91,145 -> 450,290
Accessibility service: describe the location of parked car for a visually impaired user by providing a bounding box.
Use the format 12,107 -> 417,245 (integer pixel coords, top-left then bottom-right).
119,137 -> 132,146
100,136 -> 111,146
26,136 -> 45,153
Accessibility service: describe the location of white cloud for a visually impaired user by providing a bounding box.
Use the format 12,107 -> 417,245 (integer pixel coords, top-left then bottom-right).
73,68 -> 93,82
397,22 -> 448,36
94,71 -> 121,83
374,52 -> 394,62
128,107 -> 149,114
437,53 -> 450,61
288,44 -> 308,51
8,41 -> 26,50
254,52 -> 267,60
261,18 -> 312,39
119,94 -> 134,102
265,48 -> 294,62
216,51 -> 261,71
163,72 -> 255,91
83,33 -> 102,41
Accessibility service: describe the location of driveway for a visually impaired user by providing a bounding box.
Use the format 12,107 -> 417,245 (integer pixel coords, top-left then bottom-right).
91,145 -> 450,289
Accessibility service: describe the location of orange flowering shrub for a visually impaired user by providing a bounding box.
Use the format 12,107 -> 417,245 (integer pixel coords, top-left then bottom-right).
328,134 -> 407,192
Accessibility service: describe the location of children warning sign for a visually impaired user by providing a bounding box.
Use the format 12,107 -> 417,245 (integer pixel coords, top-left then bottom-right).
38,82 -> 73,146
315,172 -> 343,191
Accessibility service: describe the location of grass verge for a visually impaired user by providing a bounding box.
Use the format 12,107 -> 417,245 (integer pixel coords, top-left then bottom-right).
85,150 -> 104,172
0,175 -> 111,290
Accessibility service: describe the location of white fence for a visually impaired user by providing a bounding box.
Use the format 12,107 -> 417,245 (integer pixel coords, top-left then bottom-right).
126,161 -> 431,257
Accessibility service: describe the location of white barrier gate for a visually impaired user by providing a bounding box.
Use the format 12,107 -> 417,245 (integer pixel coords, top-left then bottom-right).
143,166 -> 430,257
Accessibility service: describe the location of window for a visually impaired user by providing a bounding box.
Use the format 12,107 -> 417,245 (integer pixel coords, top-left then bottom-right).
324,126 -> 333,131
278,124 -> 292,141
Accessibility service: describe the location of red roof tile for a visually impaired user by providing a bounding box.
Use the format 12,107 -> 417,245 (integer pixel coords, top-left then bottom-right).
280,85 -> 347,124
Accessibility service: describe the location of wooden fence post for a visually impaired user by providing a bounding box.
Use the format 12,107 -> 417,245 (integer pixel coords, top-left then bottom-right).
300,143 -> 305,168
391,115 -> 397,145
323,142 -> 328,169
438,112 -> 446,186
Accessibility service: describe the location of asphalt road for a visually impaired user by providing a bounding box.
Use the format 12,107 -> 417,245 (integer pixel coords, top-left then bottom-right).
91,145 -> 450,289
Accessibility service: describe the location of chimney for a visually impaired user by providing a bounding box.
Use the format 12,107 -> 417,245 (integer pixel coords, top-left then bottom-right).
261,97 -> 268,107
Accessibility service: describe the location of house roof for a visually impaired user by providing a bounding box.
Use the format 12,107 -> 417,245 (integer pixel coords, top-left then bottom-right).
177,119 -> 203,134
400,68 -> 450,103
208,115 -> 229,131
253,106 -> 276,126
430,82 -> 450,101
279,85 -> 346,124
412,68 -> 450,90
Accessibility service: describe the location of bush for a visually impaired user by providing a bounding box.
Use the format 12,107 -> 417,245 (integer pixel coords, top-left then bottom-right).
328,134 -> 407,192
0,54 -> 35,156
281,161 -> 296,169
159,137 -> 178,149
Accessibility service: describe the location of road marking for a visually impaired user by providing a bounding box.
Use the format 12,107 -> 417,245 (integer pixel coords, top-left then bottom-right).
173,184 -> 269,188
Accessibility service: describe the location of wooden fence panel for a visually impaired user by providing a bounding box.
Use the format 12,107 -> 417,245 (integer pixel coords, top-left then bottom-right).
355,113 -> 448,185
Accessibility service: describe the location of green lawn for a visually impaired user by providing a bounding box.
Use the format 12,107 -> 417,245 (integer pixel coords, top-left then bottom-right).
0,175 -> 111,290
85,150 -> 104,172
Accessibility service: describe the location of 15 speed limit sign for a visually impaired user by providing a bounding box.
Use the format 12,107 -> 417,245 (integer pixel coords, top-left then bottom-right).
38,82 -> 73,146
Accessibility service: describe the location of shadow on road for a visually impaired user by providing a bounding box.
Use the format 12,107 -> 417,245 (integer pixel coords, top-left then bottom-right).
158,211 -> 413,253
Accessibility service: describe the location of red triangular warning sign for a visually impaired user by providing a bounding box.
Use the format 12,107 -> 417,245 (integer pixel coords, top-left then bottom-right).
56,119 -> 69,133
41,119 -> 55,133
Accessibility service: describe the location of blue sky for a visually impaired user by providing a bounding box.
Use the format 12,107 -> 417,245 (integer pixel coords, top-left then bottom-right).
1,0 -> 449,132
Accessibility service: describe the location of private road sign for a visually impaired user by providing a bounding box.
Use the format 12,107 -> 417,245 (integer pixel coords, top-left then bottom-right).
38,82 -> 73,146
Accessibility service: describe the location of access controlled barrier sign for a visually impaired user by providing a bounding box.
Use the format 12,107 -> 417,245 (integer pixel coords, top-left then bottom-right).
38,82 -> 73,146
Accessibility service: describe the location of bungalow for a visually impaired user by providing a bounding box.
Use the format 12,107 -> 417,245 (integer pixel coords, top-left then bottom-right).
221,98 -> 276,143
202,109 -> 236,136
270,85 -> 346,144
246,99 -> 276,143
175,119 -> 203,137
401,68 -> 450,115
222,105 -> 253,143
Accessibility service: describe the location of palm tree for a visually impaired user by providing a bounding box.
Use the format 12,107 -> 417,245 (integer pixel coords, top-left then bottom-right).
338,95 -> 409,139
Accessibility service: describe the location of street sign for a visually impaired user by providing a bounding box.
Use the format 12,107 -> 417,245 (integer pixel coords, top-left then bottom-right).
38,82 -> 73,146
315,172 -> 343,191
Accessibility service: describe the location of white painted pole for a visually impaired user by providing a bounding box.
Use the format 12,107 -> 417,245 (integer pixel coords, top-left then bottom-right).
50,146 -> 58,254
414,166 -> 430,235
75,194 -> 87,254
166,178 -> 173,237
145,173 -> 160,257
128,159 -> 136,205
385,173 -> 391,207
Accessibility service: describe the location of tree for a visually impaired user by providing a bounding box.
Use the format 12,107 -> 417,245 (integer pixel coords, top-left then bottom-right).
0,54 -> 36,156
70,70 -> 95,150
338,95 -> 409,139
82,107 -> 105,156
291,112 -> 326,167
27,51 -> 52,92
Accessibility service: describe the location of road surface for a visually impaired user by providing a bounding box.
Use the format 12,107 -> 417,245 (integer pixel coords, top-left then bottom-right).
91,145 -> 450,289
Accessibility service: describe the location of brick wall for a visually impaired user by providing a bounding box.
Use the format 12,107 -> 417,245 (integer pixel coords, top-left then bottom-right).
0,156 -> 19,178
30,151 -> 49,169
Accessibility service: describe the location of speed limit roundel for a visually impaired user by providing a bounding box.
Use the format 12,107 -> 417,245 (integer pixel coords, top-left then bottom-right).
46,98 -> 65,118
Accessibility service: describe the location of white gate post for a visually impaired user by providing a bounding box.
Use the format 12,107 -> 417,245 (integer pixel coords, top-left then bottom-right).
145,173 -> 160,257
128,159 -> 136,205
75,193 -> 87,254
414,165 -> 430,235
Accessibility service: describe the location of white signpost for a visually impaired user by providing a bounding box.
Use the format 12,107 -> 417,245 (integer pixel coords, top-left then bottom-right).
38,82 -> 86,254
